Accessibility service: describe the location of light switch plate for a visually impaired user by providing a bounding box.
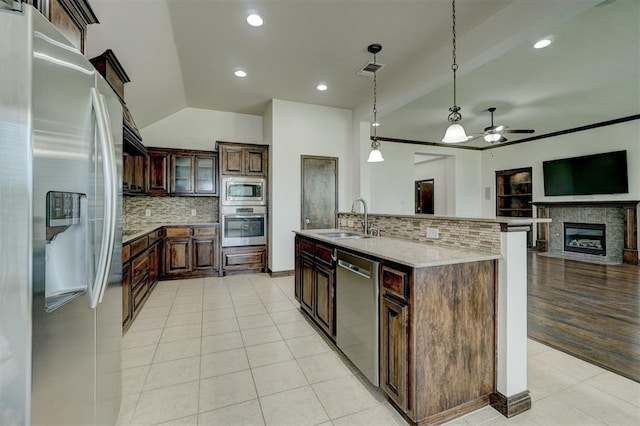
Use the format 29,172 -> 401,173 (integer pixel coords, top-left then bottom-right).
191,209 -> 197,216
145,209 -> 151,217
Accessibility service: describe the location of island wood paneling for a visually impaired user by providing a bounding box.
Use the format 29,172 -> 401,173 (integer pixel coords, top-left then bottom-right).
528,252 -> 640,382
409,260 -> 496,424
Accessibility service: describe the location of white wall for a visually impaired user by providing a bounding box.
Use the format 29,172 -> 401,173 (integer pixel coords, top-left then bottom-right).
480,120 -> 640,217
414,157 -> 450,215
270,100 -> 352,273
140,107 -> 263,150
367,142 -> 482,216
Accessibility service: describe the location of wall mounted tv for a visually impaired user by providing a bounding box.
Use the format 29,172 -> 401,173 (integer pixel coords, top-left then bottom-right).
543,150 -> 628,196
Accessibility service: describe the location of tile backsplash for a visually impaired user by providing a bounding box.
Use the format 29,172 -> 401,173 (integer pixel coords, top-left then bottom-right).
124,195 -> 218,230
338,213 -> 502,255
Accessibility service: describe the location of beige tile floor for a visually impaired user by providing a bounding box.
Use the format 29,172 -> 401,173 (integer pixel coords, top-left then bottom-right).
118,274 -> 640,426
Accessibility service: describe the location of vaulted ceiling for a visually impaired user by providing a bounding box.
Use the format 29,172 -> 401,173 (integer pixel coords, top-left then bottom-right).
86,0 -> 639,148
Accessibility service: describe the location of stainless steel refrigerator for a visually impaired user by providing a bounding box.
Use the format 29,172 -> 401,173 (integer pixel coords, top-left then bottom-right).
0,3 -> 122,425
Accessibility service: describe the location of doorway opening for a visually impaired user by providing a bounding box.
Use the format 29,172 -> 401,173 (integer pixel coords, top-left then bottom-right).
415,179 -> 434,214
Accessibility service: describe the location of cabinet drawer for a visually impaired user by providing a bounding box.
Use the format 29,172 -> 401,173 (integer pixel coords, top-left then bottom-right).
300,239 -> 314,257
381,265 -> 409,300
132,276 -> 149,310
122,243 -> 131,263
222,246 -> 266,270
193,226 -> 216,237
130,236 -> 148,258
315,243 -> 334,265
165,227 -> 191,237
132,253 -> 149,286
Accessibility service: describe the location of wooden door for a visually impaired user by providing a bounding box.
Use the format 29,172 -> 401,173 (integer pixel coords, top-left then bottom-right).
220,145 -> 244,175
314,263 -> 334,337
380,294 -> 409,412
300,256 -> 315,315
193,237 -> 216,270
123,155 -> 135,192
148,244 -> 158,285
165,237 -> 192,275
244,147 -> 267,176
301,156 -> 338,229
133,156 -> 145,192
146,149 -> 169,195
415,179 -> 434,214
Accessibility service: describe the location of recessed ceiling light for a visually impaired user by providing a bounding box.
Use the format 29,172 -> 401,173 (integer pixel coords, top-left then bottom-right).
247,13 -> 263,27
316,83 -> 328,91
534,39 -> 552,49
234,69 -> 247,78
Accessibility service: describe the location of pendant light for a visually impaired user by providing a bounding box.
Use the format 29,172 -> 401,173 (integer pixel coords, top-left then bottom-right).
367,43 -> 384,162
442,0 -> 470,143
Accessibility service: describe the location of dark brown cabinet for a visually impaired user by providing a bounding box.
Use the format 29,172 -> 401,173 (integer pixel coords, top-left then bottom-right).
146,149 -> 170,196
218,142 -> 268,177
24,0 -> 98,53
122,227 -> 164,331
123,155 -> 145,194
496,167 -> 533,218
170,150 -> 218,196
380,289 -> 409,411
295,236 -> 336,338
164,227 -> 192,277
164,225 -> 219,278
221,246 -> 266,274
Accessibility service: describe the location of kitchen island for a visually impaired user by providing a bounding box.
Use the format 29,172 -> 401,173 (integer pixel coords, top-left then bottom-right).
294,229 -> 500,426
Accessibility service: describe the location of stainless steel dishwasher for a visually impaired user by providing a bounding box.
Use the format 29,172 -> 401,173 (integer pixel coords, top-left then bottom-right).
336,250 -> 380,386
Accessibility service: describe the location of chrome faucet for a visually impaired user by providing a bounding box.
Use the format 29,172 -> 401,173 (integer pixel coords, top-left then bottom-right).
351,198 -> 368,235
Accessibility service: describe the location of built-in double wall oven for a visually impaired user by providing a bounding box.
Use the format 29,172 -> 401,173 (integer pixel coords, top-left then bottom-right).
220,177 -> 267,247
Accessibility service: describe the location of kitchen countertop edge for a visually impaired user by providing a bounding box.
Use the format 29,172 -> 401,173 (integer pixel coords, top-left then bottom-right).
294,229 -> 501,268
123,223 -> 219,244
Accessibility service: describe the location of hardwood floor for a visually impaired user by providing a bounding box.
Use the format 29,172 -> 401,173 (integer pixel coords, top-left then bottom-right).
527,252 -> 640,383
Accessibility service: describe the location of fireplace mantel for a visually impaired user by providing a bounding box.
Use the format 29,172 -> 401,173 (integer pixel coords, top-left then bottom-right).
533,200 -> 639,208
534,201 -> 638,265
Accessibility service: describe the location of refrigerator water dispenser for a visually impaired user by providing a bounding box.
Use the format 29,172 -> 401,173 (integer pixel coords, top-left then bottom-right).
45,192 -> 88,312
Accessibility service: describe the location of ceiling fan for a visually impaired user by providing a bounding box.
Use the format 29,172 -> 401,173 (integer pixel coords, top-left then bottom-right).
482,107 -> 535,143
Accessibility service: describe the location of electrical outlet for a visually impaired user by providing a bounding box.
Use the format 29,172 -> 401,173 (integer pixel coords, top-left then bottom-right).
426,227 -> 439,239
340,218 -> 347,226
145,209 -> 151,217
191,209 -> 197,216
347,220 -> 354,227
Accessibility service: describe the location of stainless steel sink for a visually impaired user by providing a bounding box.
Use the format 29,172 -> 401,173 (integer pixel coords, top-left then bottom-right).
318,231 -> 371,239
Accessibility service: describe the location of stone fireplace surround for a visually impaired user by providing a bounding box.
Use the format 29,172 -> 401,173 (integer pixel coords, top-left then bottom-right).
534,201 -> 639,265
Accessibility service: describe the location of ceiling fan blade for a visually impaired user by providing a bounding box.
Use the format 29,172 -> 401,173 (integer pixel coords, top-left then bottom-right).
503,129 -> 534,134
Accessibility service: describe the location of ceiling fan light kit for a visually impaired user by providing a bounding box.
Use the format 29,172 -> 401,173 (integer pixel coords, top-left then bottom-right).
442,0 -> 470,144
367,43 -> 384,162
481,107 -> 535,144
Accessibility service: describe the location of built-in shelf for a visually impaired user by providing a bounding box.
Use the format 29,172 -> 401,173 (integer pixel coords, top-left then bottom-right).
496,167 -> 533,218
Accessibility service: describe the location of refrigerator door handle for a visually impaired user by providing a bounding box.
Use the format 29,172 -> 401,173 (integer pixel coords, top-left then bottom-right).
89,87 -> 117,309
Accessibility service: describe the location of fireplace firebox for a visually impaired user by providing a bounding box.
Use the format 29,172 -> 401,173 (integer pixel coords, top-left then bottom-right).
564,222 -> 606,256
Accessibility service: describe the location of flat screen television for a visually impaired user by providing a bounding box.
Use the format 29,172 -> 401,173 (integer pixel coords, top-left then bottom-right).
543,150 -> 628,196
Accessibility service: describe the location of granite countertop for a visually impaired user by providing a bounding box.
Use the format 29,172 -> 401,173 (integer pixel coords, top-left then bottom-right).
294,229 -> 501,268
123,223 -> 219,243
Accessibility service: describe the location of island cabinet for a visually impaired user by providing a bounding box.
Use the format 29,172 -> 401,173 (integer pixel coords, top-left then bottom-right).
295,235 -> 336,339
164,225 -> 219,279
380,259 -> 497,425
217,141 -> 268,177
122,227 -> 165,331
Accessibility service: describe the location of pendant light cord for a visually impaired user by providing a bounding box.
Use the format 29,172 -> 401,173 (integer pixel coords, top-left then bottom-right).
372,51 -> 379,149
448,0 -> 462,123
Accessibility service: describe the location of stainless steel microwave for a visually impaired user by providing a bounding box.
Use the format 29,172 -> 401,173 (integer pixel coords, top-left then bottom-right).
221,176 -> 266,206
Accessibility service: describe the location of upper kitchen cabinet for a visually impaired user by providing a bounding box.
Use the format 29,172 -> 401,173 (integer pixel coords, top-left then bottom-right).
217,141 -> 268,177
24,0 -> 98,54
89,49 -> 146,157
169,149 -> 218,196
145,148 -> 170,196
